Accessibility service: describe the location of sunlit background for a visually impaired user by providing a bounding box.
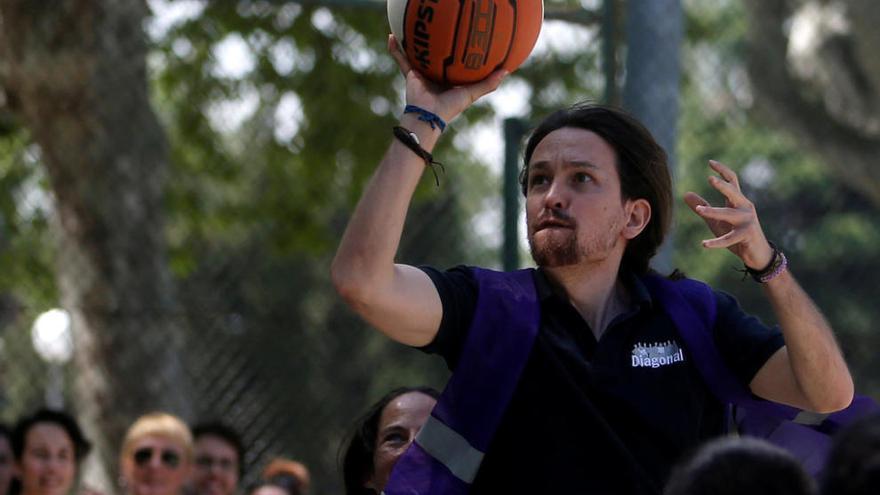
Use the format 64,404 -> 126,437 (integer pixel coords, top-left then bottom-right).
0,0 -> 878,493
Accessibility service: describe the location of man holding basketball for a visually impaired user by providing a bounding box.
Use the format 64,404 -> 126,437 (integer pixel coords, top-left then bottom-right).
331,36 -> 854,494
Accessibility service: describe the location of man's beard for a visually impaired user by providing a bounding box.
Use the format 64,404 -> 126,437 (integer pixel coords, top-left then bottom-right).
529,226 -> 582,267
528,208 -> 622,268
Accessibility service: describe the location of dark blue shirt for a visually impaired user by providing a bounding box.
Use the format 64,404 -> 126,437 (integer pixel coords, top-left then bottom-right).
420,266 -> 785,495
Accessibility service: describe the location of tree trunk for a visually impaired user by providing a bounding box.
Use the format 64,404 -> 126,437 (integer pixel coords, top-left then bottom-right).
742,0 -> 880,206
0,1 -> 191,491
622,0 -> 683,272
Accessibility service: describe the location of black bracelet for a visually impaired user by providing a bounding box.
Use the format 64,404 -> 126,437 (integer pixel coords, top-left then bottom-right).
392,126 -> 445,186
742,241 -> 788,283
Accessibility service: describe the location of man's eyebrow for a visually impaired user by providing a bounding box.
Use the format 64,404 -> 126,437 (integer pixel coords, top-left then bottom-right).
528,160 -> 600,171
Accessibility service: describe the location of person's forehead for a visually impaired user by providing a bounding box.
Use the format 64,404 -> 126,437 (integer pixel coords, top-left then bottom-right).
133,434 -> 184,451
195,435 -> 237,457
26,423 -> 71,443
530,127 -> 617,170
379,392 -> 436,429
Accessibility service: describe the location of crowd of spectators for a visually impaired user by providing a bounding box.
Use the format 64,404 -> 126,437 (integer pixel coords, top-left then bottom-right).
0,403 -> 877,495
0,410 -> 308,495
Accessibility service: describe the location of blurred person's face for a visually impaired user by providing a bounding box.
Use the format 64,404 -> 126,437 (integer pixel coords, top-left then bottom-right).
0,435 -> 15,495
17,423 -> 76,495
190,435 -> 238,495
365,392 -> 436,492
122,435 -> 190,495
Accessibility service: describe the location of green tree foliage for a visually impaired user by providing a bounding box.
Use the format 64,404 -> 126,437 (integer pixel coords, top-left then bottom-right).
677,0 -> 880,397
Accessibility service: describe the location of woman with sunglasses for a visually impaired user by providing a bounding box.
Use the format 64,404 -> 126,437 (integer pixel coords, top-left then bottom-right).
120,413 -> 192,495
10,409 -> 92,495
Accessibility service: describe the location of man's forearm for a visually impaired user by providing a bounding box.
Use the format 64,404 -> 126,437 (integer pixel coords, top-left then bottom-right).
331,116 -> 440,299
764,270 -> 854,412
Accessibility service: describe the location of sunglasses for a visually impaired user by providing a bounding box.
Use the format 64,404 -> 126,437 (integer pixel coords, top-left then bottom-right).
133,447 -> 182,469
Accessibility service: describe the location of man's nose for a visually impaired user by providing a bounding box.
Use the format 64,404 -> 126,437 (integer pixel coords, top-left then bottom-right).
543,179 -> 567,210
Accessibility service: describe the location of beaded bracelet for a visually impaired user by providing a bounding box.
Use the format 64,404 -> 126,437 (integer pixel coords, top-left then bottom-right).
743,241 -> 788,283
392,126 -> 445,186
404,104 -> 447,132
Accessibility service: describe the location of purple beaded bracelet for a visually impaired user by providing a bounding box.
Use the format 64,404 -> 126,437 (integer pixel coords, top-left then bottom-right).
745,242 -> 788,283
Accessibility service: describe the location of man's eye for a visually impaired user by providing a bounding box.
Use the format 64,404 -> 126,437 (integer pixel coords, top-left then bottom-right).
528,175 -> 549,188
573,172 -> 592,183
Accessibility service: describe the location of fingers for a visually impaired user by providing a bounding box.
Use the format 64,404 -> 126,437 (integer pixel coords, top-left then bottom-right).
387,34 -> 412,77
683,191 -> 709,212
708,159 -> 740,188
693,205 -> 750,224
702,228 -> 745,249
707,166 -> 749,207
684,192 -> 727,237
465,69 -> 509,101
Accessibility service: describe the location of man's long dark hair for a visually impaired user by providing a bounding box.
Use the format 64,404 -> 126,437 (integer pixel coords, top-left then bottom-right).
521,102 -> 673,274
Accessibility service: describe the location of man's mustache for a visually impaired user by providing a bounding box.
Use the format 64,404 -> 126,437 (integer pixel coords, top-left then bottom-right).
535,208 -> 576,230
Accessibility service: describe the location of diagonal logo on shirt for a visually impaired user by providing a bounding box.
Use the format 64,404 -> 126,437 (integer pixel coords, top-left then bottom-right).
631,340 -> 685,368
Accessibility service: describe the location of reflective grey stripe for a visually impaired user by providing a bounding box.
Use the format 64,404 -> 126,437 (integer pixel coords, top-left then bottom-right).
415,415 -> 485,483
793,410 -> 829,426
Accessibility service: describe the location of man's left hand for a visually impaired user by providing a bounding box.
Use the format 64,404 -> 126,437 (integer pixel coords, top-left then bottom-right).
684,160 -> 774,270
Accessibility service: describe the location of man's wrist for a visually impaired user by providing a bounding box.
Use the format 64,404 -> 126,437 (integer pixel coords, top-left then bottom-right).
403,104 -> 447,132
744,241 -> 788,283
743,241 -> 775,271
398,114 -> 440,150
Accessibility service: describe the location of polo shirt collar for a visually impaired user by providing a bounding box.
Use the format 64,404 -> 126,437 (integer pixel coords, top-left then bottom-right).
533,267 -> 653,311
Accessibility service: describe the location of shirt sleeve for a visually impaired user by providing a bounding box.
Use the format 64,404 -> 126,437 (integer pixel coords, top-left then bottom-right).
417,265 -> 478,370
712,289 -> 786,386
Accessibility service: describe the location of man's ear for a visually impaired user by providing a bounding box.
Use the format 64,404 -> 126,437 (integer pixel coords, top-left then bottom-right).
622,198 -> 651,240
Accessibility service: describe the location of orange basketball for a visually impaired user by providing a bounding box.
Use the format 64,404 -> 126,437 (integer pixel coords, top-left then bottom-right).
388,0 -> 544,86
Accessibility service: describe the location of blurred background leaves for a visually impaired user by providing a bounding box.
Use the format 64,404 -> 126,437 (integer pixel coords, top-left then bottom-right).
0,0 -> 878,493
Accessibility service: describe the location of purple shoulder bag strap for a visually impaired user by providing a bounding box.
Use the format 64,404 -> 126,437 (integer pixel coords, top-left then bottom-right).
642,273 -> 879,477
384,268 -> 540,495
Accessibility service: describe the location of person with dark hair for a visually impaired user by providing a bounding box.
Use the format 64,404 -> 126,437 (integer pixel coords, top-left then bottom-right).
189,422 -> 244,495
664,436 -> 816,495
331,36 -> 853,493
820,412 -> 880,495
0,424 -> 13,495
10,409 -> 92,495
340,387 -> 439,495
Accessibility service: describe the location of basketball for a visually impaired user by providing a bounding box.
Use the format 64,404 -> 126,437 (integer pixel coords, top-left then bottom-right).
388,0 -> 544,86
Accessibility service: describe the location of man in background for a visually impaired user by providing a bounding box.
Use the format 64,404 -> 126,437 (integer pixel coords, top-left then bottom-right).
189,423 -> 244,495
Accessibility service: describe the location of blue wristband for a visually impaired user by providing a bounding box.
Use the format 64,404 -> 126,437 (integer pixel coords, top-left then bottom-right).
404,104 -> 447,132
